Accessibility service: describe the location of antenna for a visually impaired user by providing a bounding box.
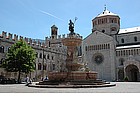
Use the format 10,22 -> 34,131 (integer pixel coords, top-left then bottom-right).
104,4 -> 107,11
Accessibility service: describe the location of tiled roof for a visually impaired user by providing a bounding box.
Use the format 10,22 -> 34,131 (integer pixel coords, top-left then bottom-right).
97,9 -> 118,17
119,26 -> 140,34
116,44 -> 140,49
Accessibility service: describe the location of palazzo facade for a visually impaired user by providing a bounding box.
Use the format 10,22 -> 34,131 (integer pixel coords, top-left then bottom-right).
0,25 -> 67,81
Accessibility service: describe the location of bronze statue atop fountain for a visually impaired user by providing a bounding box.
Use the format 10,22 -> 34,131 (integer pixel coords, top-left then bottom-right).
69,20 -> 74,34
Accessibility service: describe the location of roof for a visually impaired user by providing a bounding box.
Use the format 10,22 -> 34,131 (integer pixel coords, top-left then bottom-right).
51,25 -> 58,29
96,9 -> 118,18
119,26 -> 140,34
116,44 -> 140,49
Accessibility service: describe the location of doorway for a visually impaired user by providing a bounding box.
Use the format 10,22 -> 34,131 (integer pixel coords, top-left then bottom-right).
125,64 -> 139,81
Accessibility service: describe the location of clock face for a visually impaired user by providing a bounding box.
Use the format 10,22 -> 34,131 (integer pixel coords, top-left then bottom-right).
94,54 -> 104,64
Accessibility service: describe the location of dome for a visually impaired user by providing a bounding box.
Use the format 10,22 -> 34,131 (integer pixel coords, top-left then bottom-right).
92,7 -> 120,35
97,9 -> 118,18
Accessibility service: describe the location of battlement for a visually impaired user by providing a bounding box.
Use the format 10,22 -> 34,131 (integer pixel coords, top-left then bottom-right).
0,31 -> 82,50
45,33 -> 82,41
0,31 -> 46,48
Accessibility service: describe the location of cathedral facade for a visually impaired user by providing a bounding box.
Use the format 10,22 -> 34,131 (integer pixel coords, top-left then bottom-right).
82,8 -> 140,82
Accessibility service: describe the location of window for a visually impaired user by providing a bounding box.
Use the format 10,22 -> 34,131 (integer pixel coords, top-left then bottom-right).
94,54 -> 104,64
123,50 -> 125,56
52,64 -> 55,70
8,47 -> 11,52
43,54 -> 46,59
128,50 -> 131,55
111,27 -> 117,31
102,30 -> 105,33
119,58 -> 124,66
47,54 -> 50,59
38,63 -> 41,70
134,49 -> 136,55
126,50 -> 128,56
118,51 -> 120,56
39,53 -> 42,59
36,52 -> 38,58
108,44 -> 110,49
121,38 -> 124,43
43,64 -> 47,70
131,50 -> 133,55
134,36 -> 137,42
0,46 -> 4,53
85,46 -> 87,51
136,49 -> 139,55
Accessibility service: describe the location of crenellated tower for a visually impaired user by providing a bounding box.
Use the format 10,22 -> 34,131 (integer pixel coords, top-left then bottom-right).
51,25 -> 58,39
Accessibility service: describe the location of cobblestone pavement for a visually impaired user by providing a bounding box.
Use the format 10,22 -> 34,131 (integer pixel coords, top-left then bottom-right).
0,82 -> 140,93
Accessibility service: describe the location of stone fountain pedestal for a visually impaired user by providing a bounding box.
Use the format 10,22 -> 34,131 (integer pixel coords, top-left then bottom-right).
48,34 -> 98,81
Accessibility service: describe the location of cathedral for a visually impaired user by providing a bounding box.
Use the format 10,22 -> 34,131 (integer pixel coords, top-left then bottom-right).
82,8 -> 140,82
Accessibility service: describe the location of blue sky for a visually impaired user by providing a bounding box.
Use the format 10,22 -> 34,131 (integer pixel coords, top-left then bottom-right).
0,0 -> 140,40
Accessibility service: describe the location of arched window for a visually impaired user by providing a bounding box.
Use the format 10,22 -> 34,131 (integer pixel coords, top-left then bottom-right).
52,64 -> 55,71
134,36 -> 137,42
85,46 -> 87,51
121,38 -> 124,43
111,27 -> 117,31
43,64 -> 47,70
8,47 -> 11,52
39,53 -> 42,59
43,54 -> 46,59
0,46 -> 4,53
36,52 -> 38,58
47,54 -> 50,59
38,63 -> 42,70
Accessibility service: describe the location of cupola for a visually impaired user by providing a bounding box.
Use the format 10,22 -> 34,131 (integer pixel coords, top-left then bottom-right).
92,6 -> 120,36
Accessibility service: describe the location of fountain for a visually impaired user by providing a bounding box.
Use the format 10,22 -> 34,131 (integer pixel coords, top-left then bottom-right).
32,19 -> 116,88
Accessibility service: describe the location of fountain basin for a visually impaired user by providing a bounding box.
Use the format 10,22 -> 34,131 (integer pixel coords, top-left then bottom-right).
48,71 -> 98,81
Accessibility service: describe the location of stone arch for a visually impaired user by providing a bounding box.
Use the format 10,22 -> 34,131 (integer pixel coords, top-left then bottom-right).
125,64 -> 139,82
